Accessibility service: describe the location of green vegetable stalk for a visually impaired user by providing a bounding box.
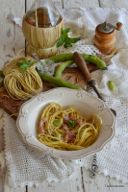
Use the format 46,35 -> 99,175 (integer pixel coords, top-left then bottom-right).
54,60 -> 73,78
38,72 -> 80,90
49,53 -> 107,70
49,53 -> 74,63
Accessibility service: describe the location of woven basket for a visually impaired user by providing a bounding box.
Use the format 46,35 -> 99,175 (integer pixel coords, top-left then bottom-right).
22,17 -> 63,58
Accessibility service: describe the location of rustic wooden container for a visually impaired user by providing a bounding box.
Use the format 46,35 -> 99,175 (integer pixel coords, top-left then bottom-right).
93,22 -> 122,55
22,16 -> 63,58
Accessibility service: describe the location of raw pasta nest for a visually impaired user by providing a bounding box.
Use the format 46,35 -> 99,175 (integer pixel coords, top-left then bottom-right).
3,57 -> 43,100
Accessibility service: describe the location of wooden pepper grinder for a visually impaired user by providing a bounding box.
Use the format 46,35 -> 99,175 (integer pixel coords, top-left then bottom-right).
94,21 -> 123,55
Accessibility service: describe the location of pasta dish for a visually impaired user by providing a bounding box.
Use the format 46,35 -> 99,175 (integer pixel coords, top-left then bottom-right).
37,103 -> 102,150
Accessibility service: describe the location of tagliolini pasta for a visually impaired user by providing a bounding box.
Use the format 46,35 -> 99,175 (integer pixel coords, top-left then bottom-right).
3,57 -> 43,100
37,103 -> 102,151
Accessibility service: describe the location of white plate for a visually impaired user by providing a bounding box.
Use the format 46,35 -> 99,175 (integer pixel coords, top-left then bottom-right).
16,88 -> 115,160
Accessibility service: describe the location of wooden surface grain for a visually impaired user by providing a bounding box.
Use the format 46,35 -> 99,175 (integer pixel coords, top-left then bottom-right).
100,0 -> 128,8
63,0 -> 99,8
0,1 -> 25,192
0,0 -> 128,192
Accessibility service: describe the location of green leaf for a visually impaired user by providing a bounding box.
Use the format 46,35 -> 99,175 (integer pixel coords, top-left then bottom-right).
67,120 -> 76,128
56,38 -> 64,48
17,59 -> 35,71
56,27 -> 80,48
63,28 -> 70,33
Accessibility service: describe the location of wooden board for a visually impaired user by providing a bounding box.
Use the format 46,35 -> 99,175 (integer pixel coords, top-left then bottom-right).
26,169 -> 84,192
63,0 -> 99,8
26,0 -> 62,11
99,0 -> 128,8
0,0 -> 25,66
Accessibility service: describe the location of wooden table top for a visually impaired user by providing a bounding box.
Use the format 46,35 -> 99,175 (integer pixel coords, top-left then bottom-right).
0,0 -> 128,192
